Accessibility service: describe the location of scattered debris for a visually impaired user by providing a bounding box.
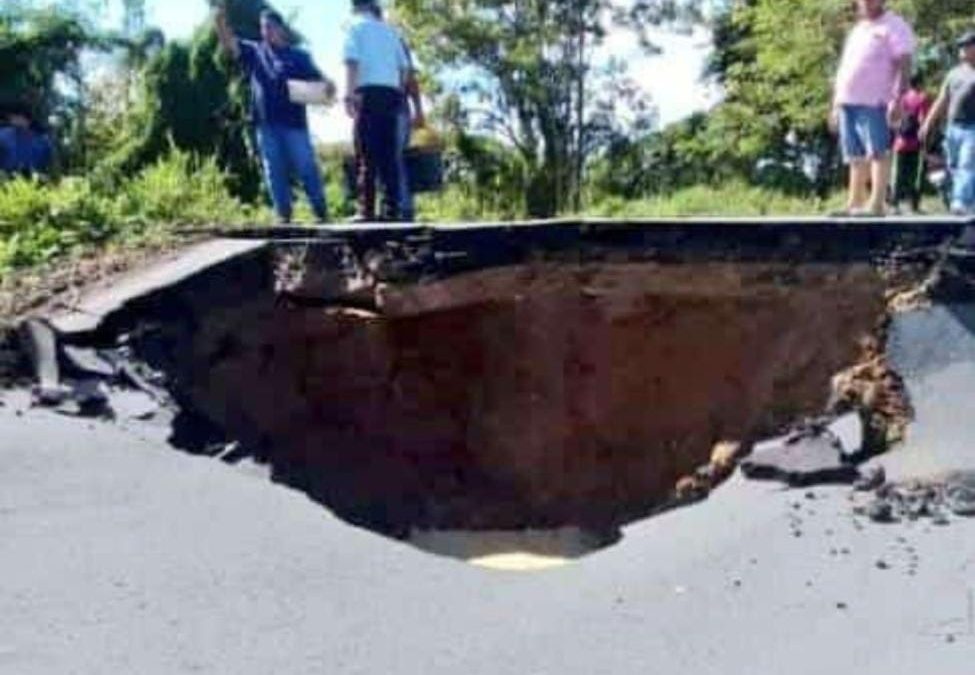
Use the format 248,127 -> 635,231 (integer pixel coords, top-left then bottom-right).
854,471 -> 975,526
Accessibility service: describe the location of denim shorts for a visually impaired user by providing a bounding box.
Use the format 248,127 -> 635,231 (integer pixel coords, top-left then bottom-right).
839,105 -> 891,162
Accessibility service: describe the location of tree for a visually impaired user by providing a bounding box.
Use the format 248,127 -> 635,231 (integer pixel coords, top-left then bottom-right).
395,0 -> 690,217
0,5 -> 95,123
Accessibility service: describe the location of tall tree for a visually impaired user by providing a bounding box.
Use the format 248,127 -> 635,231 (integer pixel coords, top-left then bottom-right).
395,0 -> 689,217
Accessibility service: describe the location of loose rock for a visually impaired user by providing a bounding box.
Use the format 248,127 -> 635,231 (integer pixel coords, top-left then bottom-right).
867,499 -> 896,524
854,466 -> 887,492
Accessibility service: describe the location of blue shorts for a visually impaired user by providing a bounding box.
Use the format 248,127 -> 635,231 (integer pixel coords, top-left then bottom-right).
839,105 -> 891,163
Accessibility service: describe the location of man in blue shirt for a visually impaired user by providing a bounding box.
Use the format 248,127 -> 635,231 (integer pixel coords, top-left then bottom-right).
214,5 -> 333,223
344,0 -> 410,221
352,4 -> 425,222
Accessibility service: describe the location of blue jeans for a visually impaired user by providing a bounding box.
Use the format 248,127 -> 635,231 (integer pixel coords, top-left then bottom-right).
945,123 -> 975,213
839,105 -> 891,162
396,113 -> 415,221
255,125 -> 327,222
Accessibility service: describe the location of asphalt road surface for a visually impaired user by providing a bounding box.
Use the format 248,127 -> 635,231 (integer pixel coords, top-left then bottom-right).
2,305 -> 975,674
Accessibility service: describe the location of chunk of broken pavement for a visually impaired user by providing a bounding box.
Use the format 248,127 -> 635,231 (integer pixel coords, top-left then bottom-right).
740,434 -> 859,487
944,474 -> 975,517
854,466 -> 886,492
866,499 -> 896,524
828,412 -> 864,458
18,319 -> 60,395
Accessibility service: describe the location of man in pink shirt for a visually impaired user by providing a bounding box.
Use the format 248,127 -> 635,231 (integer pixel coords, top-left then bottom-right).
831,0 -> 916,216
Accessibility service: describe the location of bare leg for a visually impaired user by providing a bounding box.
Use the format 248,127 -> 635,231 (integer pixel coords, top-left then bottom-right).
867,155 -> 891,214
847,159 -> 870,211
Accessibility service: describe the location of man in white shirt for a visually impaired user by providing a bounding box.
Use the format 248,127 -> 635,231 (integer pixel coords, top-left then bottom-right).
344,0 -> 410,221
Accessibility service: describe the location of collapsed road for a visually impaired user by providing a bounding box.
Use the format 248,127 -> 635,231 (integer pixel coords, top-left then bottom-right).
2,215 -> 975,674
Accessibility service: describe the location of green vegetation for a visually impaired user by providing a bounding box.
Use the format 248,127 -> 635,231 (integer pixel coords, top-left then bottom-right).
586,182 -> 843,219
0,150 -> 264,274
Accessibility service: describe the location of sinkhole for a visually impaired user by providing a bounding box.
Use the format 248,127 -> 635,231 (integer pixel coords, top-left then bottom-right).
50,220 -> 964,568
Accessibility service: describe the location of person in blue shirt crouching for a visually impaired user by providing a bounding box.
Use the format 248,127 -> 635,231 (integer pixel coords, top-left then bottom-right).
214,5 -> 333,224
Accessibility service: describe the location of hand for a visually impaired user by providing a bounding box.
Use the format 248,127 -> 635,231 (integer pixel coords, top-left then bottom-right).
321,78 -> 337,102
919,123 -> 931,145
828,106 -> 840,135
344,94 -> 360,119
887,99 -> 903,127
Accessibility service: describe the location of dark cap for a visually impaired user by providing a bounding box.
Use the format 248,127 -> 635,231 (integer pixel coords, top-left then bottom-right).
259,9 -> 285,26
957,30 -> 975,48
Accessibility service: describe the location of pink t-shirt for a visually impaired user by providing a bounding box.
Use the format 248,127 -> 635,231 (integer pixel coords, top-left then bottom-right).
834,11 -> 916,107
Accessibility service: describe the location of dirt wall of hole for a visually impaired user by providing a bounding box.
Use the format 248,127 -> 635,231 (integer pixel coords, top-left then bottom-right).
171,261 -> 886,532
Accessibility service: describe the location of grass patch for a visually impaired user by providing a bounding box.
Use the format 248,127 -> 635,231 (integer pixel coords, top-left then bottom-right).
585,182 -> 844,218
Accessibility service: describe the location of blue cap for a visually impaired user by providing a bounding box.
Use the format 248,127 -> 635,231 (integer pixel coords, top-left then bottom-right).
957,30 -> 975,48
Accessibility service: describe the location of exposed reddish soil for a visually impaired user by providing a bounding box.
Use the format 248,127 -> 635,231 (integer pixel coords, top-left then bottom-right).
171,261 -> 886,532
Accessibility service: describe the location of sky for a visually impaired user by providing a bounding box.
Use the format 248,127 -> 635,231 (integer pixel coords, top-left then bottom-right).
112,0 -> 720,144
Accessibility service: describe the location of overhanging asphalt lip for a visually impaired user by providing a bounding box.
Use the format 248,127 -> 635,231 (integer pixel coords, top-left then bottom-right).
217,215 -> 974,265
38,215 -> 975,343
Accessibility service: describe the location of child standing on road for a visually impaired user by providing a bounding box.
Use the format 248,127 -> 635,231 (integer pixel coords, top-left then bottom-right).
890,75 -> 932,213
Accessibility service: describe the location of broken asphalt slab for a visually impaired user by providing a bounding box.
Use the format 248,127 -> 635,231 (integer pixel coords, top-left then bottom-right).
880,304 -> 975,480
49,239 -> 268,337
739,413 -> 866,488
740,432 -> 861,487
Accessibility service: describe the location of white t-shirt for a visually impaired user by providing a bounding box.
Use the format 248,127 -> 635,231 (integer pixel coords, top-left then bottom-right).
343,14 -> 409,90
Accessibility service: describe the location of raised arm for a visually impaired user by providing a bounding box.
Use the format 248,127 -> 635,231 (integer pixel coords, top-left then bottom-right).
213,4 -> 240,60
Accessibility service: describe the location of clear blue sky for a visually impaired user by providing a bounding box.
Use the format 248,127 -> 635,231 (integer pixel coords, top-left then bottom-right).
111,0 -> 717,144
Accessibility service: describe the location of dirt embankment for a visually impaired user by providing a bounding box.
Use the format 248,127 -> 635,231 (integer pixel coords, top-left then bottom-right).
142,259 -> 887,533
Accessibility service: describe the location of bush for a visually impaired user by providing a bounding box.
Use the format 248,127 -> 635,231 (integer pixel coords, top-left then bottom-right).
113,151 -> 262,237
0,150 -> 268,277
0,176 -> 116,271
